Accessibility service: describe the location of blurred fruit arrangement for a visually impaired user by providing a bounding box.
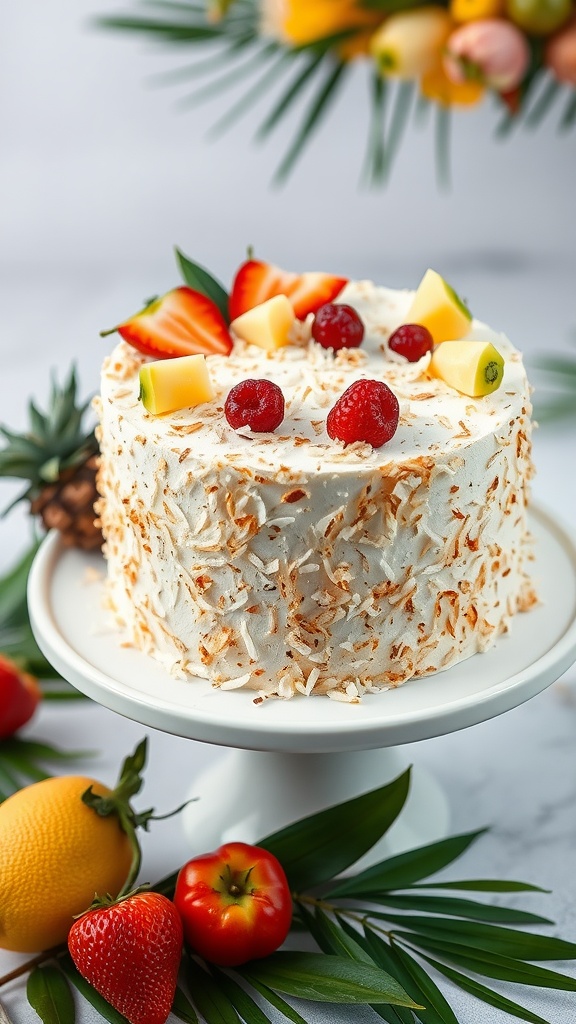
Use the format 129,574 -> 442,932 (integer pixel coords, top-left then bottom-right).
98,0 -> 576,181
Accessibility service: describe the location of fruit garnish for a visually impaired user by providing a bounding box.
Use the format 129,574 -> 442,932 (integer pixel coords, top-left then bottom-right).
311,303 -> 365,351
139,354 -> 214,416
225,379 -> 285,432
68,891 -> 183,1024
327,379 -> 400,448
101,287 -> 233,360
405,269 -> 472,345
429,339 -> 505,396
174,841 -> 292,967
229,258 -> 348,321
0,655 -> 41,739
388,323 -> 434,362
230,295 -> 295,351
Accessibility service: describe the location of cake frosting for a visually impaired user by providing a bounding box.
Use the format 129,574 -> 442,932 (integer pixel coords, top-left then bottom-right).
95,280 -> 536,701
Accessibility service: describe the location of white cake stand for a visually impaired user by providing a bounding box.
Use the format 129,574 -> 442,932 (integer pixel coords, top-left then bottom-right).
28,504 -> 576,864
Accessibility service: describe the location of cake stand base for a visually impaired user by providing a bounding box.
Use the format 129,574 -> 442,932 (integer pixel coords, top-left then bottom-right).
182,746 -> 449,865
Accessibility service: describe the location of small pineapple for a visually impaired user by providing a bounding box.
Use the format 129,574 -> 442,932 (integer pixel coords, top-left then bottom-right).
0,368 -> 102,551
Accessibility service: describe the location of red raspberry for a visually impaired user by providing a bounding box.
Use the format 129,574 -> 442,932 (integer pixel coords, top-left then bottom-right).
327,379 -> 399,449
225,379 -> 285,432
388,323 -> 433,362
312,304 -> 364,351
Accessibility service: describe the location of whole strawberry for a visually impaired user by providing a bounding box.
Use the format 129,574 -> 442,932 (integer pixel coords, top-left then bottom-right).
0,654 -> 41,739
68,892 -> 183,1024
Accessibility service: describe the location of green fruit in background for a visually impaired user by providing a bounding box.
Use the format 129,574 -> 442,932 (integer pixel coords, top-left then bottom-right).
506,0 -> 571,35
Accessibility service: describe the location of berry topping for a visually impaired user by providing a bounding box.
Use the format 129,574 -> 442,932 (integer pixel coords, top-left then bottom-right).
225,379 -> 285,433
327,379 -> 400,449
312,304 -> 365,351
388,323 -> 433,362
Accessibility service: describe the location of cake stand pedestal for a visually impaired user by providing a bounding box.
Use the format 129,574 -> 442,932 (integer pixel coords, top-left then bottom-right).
28,505 -> 576,862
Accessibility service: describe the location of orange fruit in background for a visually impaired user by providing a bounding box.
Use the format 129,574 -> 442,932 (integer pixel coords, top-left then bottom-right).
0,775 -> 133,952
450,0 -> 504,22
421,63 -> 486,105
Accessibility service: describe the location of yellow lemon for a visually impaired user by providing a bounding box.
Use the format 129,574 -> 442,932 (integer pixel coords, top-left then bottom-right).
0,775 -> 133,952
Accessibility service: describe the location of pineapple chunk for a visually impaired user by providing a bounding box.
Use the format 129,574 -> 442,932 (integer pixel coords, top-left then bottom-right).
139,354 -> 214,415
406,269 -> 472,345
429,340 -> 504,397
231,295 -> 295,352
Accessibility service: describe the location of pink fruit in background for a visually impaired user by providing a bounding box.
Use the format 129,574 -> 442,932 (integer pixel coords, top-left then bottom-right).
444,19 -> 530,91
545,16 -> 576,84
0,655 -> 41,739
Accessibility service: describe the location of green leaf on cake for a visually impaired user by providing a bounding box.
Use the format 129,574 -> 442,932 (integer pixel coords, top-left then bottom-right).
175,248 -> 230,321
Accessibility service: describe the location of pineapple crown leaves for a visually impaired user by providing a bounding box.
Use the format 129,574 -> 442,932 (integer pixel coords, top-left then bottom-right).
0,366 -> 98,510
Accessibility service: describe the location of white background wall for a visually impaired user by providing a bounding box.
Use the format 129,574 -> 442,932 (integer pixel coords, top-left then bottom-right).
1,0 -> 575,539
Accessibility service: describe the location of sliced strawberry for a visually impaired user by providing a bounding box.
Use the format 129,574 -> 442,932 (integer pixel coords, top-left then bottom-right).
229,259 -> 348,322
287,272 -> 349,320
102,286 -> 233,359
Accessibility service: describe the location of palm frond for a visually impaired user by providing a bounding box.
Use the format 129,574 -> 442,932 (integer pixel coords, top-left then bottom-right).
273,60 -> 350,184
207,50 -> 294,138
255,51 -> 327,141
146,36 -> 254,86
560,88 -> 576,131
383,80 -> 414,180
435,104 -> 451,191
525,77 -> 562,129
413,92 -> 432,129
175,41 -> 279,109
362,72 -> 387,186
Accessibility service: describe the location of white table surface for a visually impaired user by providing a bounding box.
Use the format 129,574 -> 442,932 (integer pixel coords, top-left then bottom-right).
2,2 -> 576,1021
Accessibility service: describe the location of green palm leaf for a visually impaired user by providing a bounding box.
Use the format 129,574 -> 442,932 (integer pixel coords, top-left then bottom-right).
207,51 -> 294,138
525,77 -> 562,129
362,72 -> 388,186
417,953 -> 555,1024
255,52 -> 327,140
148,38 -> 257,86
560,88 -> 576,130
274,60 -> 350,183
435,105 -> 451,191
397,933 -> 576,990
383,80 -> 414,180
176,42 -> 279,109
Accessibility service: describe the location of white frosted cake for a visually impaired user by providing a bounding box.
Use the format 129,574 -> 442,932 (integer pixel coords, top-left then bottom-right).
95,279 -> 536,701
